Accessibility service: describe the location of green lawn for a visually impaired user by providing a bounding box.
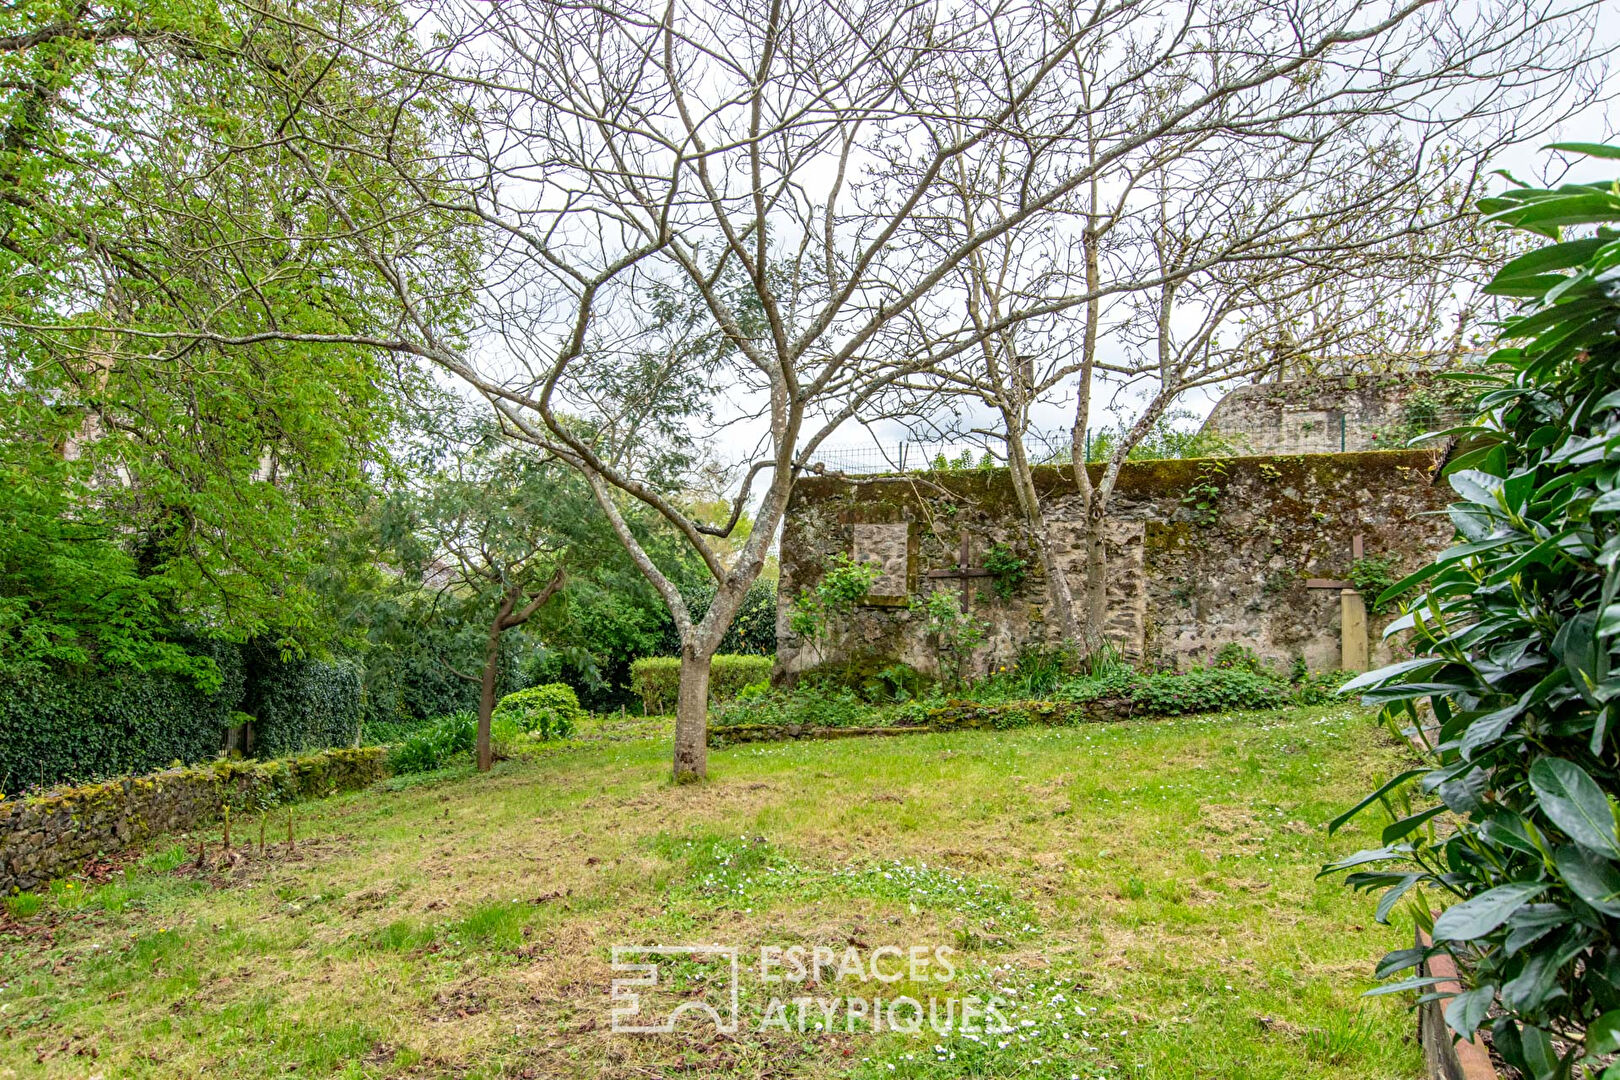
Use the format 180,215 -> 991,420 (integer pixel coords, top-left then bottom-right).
0,704 -> 1423,1079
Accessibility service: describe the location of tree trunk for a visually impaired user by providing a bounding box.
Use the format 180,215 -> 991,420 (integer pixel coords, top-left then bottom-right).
476,614 -> 503,772
1002,422 -> 1082,644
1070,199 -> 1105,656
1036,527 -> 1083,644
471,572 -> 562,773
1082,508 -> 1109,649
672,645 -> 712,783
1080,389 -> 1179,655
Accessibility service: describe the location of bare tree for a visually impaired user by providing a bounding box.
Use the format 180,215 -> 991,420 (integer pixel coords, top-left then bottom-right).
6,0 -> 1607,777
876,4 -> 1603,652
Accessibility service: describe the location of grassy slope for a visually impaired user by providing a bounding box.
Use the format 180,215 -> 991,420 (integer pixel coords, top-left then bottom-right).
0,705 -> 1423,1080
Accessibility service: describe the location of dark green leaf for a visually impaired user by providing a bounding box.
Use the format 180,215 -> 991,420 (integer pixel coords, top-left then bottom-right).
1588,1009 -> 1620,1055
1554,846 -> 1620,917
1443,985 -> 1496,1040
1383,804 -> 1449,844
1432,882 -> 1548,941
1327,768 -> 1428,832
1529,758 -> 1620,858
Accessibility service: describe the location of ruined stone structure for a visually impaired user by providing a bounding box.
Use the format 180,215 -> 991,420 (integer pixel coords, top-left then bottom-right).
1199,372 -> 1467,455
775,449 -> 1455,681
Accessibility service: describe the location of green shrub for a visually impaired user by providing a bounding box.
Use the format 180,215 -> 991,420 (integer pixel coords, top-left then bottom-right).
387,711 -> 477,774
358,716 -> 436,747
1130,666 -> 1283,715
491,683 -> 582,739
629,654 -> 772,714
1053,668 -> 1144,705
1325,149 -> 1620,1078
1053,654 -> 1334,715
1289,668 -> 1352,706
629,656 -> 680,713
789,657 -> 931,703
1212,642 -> 1262,672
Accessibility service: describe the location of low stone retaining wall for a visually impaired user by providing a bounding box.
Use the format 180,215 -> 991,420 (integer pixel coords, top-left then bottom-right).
0,747 -> 386,893
708,698 -> 1128,747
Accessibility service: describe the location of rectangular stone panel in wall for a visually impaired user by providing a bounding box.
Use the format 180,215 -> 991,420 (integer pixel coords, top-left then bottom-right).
851,521 -> 913,606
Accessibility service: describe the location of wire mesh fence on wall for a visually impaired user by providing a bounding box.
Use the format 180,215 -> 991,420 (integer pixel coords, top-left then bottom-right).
804,430 -> 1079,475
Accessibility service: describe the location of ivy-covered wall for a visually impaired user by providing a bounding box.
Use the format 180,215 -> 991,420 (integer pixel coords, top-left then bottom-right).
777,449 -> 1454,680
0,747 -> 385,893
0,646 -> 367,794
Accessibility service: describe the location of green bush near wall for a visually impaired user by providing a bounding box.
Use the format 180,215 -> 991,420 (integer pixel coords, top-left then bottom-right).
493,683 -> 583,738
0,643 -> 245,794
629,654 -> 772,715
244,649 -> 364,758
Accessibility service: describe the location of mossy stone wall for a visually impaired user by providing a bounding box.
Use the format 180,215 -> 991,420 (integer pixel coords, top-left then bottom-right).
0,747 -> 386,893
777,449 -> 1453,680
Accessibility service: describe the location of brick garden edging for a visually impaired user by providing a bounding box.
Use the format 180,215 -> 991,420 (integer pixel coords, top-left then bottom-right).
0,747 -> 386,894
1417,930 -> 1499,1080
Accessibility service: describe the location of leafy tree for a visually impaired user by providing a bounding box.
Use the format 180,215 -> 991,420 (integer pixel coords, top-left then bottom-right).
0,442 -> 207,681
1327,145 -> 1620,1079
0,0 -> 472,659
381,418 -> 582,771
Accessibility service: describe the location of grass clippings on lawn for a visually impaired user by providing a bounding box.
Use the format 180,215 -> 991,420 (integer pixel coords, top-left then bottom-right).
0,704 -> 1423,1080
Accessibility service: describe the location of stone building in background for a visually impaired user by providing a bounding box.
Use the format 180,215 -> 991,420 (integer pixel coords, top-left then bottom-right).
1198,371 -> 1474,456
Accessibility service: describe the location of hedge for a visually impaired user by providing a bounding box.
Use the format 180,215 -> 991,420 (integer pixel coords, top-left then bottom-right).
0,643 -> 245,794
492,683 -> 583,738
629,654 -> 772,714
244,648 -> 364,758
0,641 -> 374,793
360,626 -> 530,735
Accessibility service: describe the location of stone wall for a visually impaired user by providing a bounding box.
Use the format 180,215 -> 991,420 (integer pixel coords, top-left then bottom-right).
1200,374 -> 1462,455
0,747 -> 386,893
776,449 -> 1454,681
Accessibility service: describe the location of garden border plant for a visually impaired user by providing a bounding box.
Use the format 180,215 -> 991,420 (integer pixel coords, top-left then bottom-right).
709,642 -> 1350,745
1325,146 -> 1620,1080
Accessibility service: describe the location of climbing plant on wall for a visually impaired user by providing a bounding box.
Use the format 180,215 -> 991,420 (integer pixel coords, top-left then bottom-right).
982,544 -> 1029,600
